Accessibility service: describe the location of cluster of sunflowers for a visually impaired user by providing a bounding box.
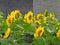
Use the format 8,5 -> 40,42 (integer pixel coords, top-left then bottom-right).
0,9 -> 60,45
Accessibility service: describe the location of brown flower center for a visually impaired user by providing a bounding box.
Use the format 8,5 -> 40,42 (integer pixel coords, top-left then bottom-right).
35,22 -> 39,24
38,30 -> 42,36
8,19 -> 11,24
29,15 -> 32,20
17,13 -> 20,18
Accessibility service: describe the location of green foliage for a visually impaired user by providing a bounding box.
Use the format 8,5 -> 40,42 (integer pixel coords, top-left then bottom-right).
0,10 -> 60,45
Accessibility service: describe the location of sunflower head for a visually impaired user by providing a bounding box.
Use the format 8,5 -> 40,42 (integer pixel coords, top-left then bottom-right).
34,26 -> 44,38
49,12 -> 55,19
15,10 -> 21,18
37,13 -> 43,19
10,11 -> 16,22
27,11 -> 33,20
34,20 -> 41,25
6,15 -> 12,27
24,11 -> 33,24
3,28 -> 11,39
43,17 -> 47,23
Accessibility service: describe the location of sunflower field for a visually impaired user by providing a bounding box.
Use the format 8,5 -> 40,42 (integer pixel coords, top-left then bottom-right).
0,9 -> 60,45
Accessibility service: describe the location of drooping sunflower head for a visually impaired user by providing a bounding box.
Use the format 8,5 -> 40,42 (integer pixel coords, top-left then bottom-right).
34,20 -> 41,25
9,10 -> 16,22
15,10 -> 22,18
24,14 -> 27,22
37,13 -> 43,19
49,12 -> 55,19
9,10 -> 22,22
10,11 -> 15,18
3,28 -> 11,39
6,15 -> 12,27
43,17 -> 47,24
34,26 -> 44,38
6,14 -> 9,19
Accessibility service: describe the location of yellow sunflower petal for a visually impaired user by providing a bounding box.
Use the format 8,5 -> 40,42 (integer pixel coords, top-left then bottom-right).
34,26 -> 44,38
3,28 -> 11,39
56,29 -> 60,37
24,11 -> 33,24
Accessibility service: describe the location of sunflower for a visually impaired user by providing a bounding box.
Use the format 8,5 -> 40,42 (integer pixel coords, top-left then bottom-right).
24,11 -> 33,24
10,10 -> 21,22
56,29 -> 60,37
10,11 -> 16,22
37,13 -> 43,19
43,17 -> 47,23
49,13 -> 55,24
24,14 -> 27,22
15,10 -> 21,18
34,20 -> 41,25
34,26 -> 44,38
3,28 -> 11,39
6,15 -> 12,27
49,12 -> 55,19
